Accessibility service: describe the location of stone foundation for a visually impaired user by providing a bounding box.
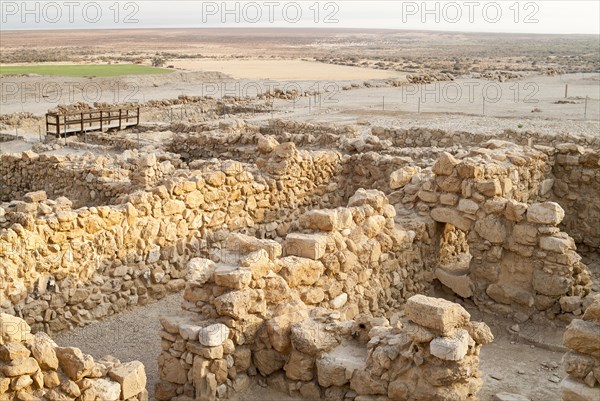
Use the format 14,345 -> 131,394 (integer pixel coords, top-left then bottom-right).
561,296 -> 600,401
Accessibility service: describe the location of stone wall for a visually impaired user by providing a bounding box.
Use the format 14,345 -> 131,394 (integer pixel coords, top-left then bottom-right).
372,127 -> 600,150
167,119 -> 360,163
541,144 -> 600,249
0,313 -> 147,401
560,296 -> 600,401
0,143 -> 344,334
155,215 -> 492,401
0,150 -> 179,208
390,144 -> 593,322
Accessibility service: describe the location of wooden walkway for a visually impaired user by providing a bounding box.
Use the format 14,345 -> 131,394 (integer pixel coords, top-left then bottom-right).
46,107 -> 140,137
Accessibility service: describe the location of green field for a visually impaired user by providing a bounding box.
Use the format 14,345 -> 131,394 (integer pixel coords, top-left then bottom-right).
0,64 -> 173,77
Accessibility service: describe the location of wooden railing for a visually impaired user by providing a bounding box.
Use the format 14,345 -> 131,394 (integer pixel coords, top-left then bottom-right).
46,107 -> 140,137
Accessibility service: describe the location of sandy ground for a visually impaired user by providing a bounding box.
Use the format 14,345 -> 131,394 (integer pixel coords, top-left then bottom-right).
171,59 -> 405,80
1,72 -> 597,120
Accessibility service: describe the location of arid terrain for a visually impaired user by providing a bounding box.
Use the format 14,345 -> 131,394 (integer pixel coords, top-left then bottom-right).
1,28 -> 599,401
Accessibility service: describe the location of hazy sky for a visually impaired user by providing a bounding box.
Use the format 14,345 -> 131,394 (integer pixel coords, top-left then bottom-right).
1,0 -> 599,34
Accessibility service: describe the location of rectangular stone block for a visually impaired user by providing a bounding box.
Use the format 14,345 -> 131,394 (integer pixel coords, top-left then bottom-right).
284,233 -> 328,260
405,295 -> 471,335
429,329 -> 470,361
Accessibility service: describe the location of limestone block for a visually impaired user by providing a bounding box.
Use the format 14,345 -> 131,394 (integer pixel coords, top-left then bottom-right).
300,208 -> 353,232
108,361 -> 147,400
279,256 -> 325,287
213,264 -> 252,289
474,216 -> 507,244
91,378 -> 121,401
266,309 -> 309,353
430,207 -> 473,232
284,233 -> 328,260
540,235 -> 575,253
284,350 -> 315,381
432,152 -> 460,176
56,347 -> 95,381
29,332 -> 59,370
405,295 -> 471,335
291,319 -> 339,356
564,319 -> 600,358
435,268 -> 474,298
226,233 -> 282,260
348,189 -> 387,210
429,329 -> 470,361
186,258 -> 216,285
162,200 -> 186,216
199,324 -> 230,347
390,166 -> 421,189
23,191 -> 47,203
527,202 -> 565,225
457,199 -> 479,214
533,270 -> 571,297
0,314 -> 31,345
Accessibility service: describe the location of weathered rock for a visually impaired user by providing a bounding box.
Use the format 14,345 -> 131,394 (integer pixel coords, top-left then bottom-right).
0,313 -> 31,345
435,268 -> 474,298
186,258 -> 216,285
405,295 -> 471,335
291,320 -> 339,356
284,350 -> 315,381
561,376 -> 600,401
279,257 -> 325,287
429,329 -> 470,361
91,378 -> 121,401
432,152 -> 460,176
527,202 -> 565,225
284,233 -> 328,260
56,347 -> 95,381
390,166 -> 421,189
108,361 -> 147,400
564,319 -> 600,358
198,324 -> 230,347
29,332 -> 59,370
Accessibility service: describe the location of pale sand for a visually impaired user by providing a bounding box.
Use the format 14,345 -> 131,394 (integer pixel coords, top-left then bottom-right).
171,59 -> 406,81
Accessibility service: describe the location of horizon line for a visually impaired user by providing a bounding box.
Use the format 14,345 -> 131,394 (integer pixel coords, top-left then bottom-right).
1,26 -> 598,36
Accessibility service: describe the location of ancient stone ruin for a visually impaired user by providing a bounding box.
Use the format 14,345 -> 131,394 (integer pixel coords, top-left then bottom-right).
0,313 -> 147,401
1,116 -> 599,400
